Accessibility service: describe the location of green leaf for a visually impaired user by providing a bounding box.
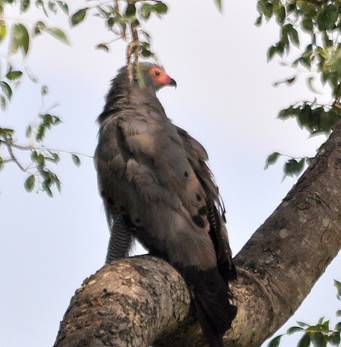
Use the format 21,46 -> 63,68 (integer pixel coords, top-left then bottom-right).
35,114 -> 61,141
0,95 -> 6,110
299,1 -> 316,17
335,322 -> 341,331
318,317 -> 326,325
273,76 -> 296,87
298,333 -> 311,347
335,280 -> 341,299
0,20 -> 7,42
45,27 -> 69,44
20,0 -> 30,12
36,0 -> 48,16
214,0 -> 222,12
255,15 -> 263,27
317,5 -> 338,31
302,18 -> 313,32
125,3 -> 136,17
297,321 -> 309,328
287,2 -> 296,13
329,332 -> 340,346
311,332 -> 327,347
267,335 -> 282,347
141,47 -> 153,58
306,76 -> 320,94
36,124 -> 46,141
284,159 -> 305,177
10,23 -> 30,55
53,174 -> 61,192
46,151 -> 60,163
24,175 -> 35,192
6,70 -> 23,80
42,179 -> 53,197
96,43 -> 110,52
31,151 -> 43,167
0,128 -> 14,137
71,154 -> 81,166
267,45 -> 278,61
41,85 -> 48,95
71,8 -> 88,26
33,20 -> 46,36
106,16 -> 116,28
274,4 -> 286,24
322,32 -> 333,47
321,320 -> 330,331
282,24 -> 299,47
140,4 -> 153,19
287,326 -> 304,335
0,156 -> 4,170
337,310 -> 341,317
153,2 -> 168,14
257,0 -> 273,18
140,2 -> 168,18
26,125 -> 32,138
265,152 -> 280,169
57,1 -> 69,14
48,0 -> 57,13
0,81 -> 13,100
288,26 -> 299,47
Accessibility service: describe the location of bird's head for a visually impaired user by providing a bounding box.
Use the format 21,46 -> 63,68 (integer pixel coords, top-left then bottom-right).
98,63 -> 176,122
138,63 -> 177,91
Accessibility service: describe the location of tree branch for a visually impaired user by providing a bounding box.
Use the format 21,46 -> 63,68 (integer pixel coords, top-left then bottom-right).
5,141 -> 27,172
53,121 -> 341,347
0,139 -> 93,159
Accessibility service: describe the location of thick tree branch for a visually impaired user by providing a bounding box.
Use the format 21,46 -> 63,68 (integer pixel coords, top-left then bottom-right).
53,121 -> 341,347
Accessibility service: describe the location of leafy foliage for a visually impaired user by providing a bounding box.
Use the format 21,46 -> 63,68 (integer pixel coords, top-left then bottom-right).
70,8 -> 88,26
0,0 -> 83,195
260,5 -> 341,341
259,0 -> 341,177
88,0 -> 170,68
265,151 -> 311,179
0,90 -> 63,196
268,280 -> 341,347
278,103 -> 340,135
0,0 -> 70,109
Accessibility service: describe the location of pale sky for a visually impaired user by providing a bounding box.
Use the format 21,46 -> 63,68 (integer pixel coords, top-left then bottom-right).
0,2 -> 340,347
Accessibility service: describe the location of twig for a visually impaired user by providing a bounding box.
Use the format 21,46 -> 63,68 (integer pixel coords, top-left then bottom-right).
5,142 -> 27,172
0,140 -> 93,159
332,83 -> 341,110
279,153 -> 311,161
127,41 -> 140,84
2,158 -> 13,164
334,103 -> 341,111
126,0 -> 141,86
101,36 -> 122,46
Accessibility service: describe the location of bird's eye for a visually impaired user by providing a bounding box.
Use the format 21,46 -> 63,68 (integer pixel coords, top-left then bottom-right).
154,70 -> 161,77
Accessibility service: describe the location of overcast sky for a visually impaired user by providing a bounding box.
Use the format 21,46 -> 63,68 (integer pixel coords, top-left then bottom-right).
0,1 -> 340,347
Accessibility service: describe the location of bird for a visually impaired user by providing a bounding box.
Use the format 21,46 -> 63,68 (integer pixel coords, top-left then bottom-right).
95,62 -> 237,347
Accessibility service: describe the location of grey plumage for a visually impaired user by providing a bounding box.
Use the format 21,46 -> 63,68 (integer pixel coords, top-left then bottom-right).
95,63 -> 236,347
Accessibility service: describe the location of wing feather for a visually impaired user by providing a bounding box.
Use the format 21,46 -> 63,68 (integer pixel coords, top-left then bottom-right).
96,112 -> 218,269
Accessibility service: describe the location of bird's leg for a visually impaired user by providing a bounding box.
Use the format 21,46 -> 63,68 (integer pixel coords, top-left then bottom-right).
106,213 -> 133,264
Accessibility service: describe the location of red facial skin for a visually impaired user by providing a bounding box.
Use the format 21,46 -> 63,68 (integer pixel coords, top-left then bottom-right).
149,66 -> 174,87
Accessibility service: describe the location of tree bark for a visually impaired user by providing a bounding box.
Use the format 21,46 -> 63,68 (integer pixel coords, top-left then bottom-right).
53,121 -> 341,347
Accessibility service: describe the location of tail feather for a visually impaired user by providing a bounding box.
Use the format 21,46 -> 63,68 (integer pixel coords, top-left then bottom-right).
181,266 -> 237,347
